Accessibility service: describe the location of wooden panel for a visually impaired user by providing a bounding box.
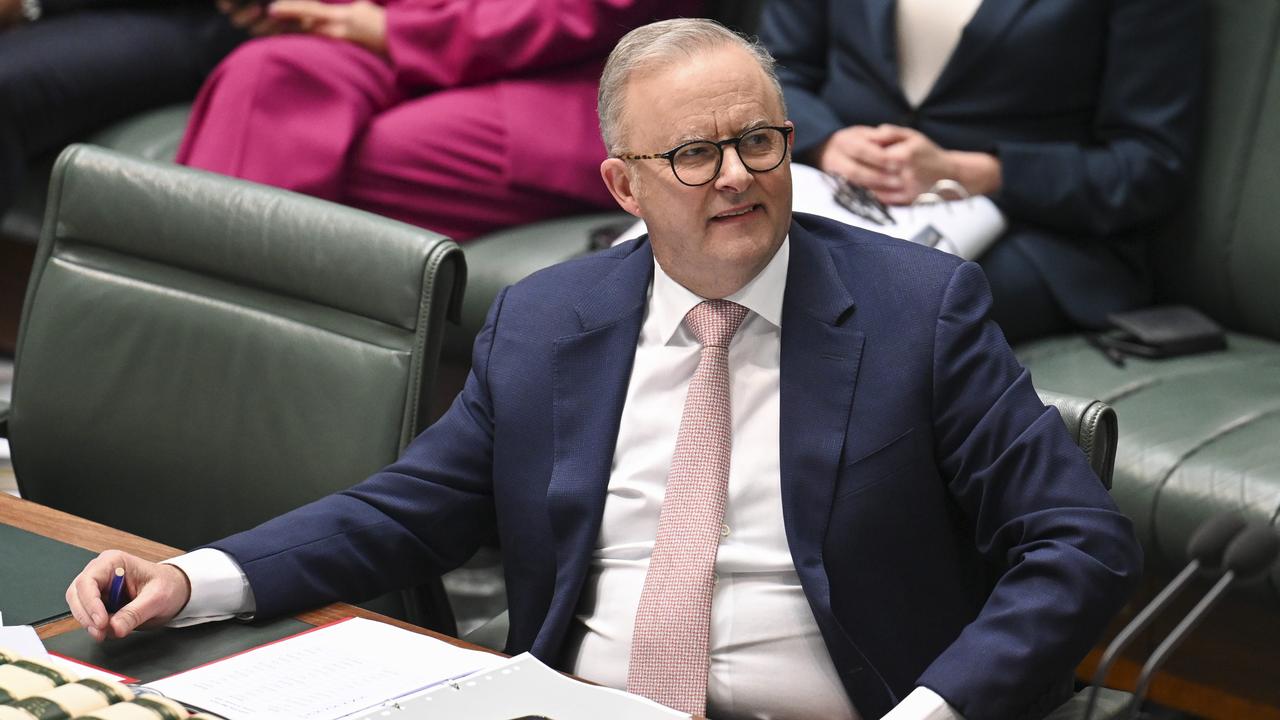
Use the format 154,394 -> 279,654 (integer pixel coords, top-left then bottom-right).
0,238 -> 35,355
1076,574 -> 1280,719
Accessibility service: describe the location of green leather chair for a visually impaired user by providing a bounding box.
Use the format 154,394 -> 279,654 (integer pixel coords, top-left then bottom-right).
1016,0 -> 1280,603
0,144 -> 466,632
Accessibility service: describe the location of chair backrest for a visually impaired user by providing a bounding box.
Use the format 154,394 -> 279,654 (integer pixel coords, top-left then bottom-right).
1038,390 -> 1118,490
1153,0 -> 1280,340
10,144 -> 464,561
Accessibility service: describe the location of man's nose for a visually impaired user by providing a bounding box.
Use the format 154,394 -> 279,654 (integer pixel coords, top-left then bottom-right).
713,145 -> 755,193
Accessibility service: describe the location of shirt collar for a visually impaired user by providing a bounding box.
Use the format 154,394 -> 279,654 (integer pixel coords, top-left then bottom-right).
648,236 -> 790,345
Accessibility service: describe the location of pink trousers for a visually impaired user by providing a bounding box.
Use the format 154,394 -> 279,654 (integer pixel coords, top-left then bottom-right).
177,35 -> 616,241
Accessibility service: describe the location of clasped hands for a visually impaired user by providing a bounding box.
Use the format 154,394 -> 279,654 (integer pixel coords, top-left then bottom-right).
817,124 -> 1001,206
216,0 -> 388,55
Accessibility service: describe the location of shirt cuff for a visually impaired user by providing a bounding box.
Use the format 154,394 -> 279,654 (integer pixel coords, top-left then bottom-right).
162,548 -> 256,627
882,686 -> 964,720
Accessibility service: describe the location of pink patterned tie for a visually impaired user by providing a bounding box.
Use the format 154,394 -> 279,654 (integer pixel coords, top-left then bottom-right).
627,299 -> 750,716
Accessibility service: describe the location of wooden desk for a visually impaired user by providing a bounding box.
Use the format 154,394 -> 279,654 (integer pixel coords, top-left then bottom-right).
0,493 -> 704,718
12,491 -> 1272,720
0,492 -> 478,652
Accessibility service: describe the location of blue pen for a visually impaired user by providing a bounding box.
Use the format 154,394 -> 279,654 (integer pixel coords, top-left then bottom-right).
106,567 -> 126,614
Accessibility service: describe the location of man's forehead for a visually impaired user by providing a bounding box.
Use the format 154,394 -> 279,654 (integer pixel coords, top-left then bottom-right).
627,60 -> 782,145
668,112 -> 774,143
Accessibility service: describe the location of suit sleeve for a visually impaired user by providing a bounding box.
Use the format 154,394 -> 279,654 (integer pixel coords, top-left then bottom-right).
208,289 -> 511,620
757,0 -> 844,160
916,262 -> 1143,719
993,0 -> 1204,236
382,0 -> 696,91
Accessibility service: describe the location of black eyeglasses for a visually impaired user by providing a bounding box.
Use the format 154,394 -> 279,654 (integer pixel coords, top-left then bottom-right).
616,125 -> 793,187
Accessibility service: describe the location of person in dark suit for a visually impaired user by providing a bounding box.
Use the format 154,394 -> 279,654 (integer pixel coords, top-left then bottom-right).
66,18 -> 1141,720
758,0 -> 1203,342
0,0 -> 242,218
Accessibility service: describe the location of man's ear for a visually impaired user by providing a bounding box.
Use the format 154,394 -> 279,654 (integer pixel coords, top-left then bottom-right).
600,158 -> 642,218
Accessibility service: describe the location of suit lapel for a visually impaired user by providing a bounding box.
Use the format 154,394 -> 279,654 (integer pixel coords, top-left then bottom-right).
538,242 -> 652,652
861,0 -> 906,103
928,0 -> 1035,102
778,223 -> 863,591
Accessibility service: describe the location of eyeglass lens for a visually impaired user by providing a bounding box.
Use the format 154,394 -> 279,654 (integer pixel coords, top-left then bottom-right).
672,127 -> 788,186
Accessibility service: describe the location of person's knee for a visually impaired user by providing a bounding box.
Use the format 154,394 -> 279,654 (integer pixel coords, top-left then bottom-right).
980,241 -> 1072,343
349,93 -> 502,190
213,35 -> 332,84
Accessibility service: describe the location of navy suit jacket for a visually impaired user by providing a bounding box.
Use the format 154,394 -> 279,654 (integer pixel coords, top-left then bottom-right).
759,0 -> 1204,328
214,215 -> 1141,720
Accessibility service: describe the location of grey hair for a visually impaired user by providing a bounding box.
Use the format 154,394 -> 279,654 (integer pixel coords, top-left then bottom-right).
598,18 -> 786,155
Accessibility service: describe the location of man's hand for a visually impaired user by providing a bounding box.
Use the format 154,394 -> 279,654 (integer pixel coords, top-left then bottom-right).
1,0 -> 25,30
66,550 -> 192,641
267,0 -> 387,54
818,124 -> 1001,205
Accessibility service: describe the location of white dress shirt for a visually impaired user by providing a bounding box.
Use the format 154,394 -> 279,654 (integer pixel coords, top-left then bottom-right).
165,238 -> 960,720
561,240 -> 856,720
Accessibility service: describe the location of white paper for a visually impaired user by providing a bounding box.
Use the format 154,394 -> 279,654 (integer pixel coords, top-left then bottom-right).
0,624 -> 47,658
615,163 -> 1007,261
351,653 -> 689,720
145,617 -> 505,720
0,616 -> 133,683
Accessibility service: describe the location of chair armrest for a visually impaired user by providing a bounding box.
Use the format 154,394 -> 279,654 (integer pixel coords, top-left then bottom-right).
1037,389 -> 1118,490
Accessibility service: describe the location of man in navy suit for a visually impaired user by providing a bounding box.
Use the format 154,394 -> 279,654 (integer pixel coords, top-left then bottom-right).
759,0 -> 1203,342
68,18 -> 1141,720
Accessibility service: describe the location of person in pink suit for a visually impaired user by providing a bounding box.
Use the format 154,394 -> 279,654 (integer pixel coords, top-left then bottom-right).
176,0 -> 699,241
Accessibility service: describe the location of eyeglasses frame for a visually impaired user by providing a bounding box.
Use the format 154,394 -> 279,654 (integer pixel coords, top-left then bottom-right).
614,125 -> 795,187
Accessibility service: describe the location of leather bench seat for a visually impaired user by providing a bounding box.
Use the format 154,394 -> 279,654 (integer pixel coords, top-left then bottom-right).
1016,334 -> 1280,602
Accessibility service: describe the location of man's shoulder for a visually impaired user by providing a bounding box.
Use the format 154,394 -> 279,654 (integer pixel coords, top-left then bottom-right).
490,237 -> 649,329
507,237 -> 645,296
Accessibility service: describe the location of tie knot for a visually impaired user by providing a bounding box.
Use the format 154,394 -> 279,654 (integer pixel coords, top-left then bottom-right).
684,300 -> 749,348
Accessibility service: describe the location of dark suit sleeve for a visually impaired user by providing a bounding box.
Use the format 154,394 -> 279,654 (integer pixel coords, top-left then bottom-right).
916,262 -> 1142,719
994,0 -> 1204,237
757,0 -> 844,159
208,290 -> 510,620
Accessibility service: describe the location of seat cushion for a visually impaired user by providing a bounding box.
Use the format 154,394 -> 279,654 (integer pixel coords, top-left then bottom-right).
1017,333 -> 1280,602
